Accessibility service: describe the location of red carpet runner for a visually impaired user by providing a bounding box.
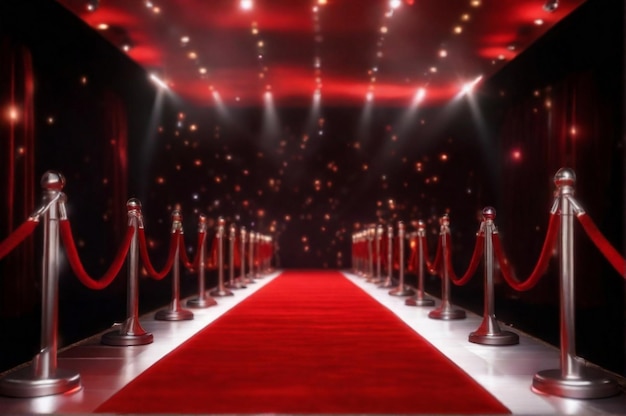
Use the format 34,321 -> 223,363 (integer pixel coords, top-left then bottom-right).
96,271 -> 510,414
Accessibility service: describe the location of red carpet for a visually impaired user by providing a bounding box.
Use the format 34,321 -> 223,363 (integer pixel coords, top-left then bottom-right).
96,270 -> 510,414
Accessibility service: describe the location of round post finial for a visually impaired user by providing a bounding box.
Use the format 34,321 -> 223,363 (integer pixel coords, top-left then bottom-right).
482,206 -> 496,221
41,171 -> 65,191
127,198 -> 142,212
554,168 -> 576,189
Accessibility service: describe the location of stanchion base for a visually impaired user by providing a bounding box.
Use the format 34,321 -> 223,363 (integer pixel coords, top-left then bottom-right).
155,308 -> 194,321
405,297 -> 435,307
532,368 -> 620,399
101,330 -> 154,346
0,367 -> 81,398
210,287 -> 234,297
469,330 -> 518,346
428,307 -> 466,320
226,282 -> 247,290
389,286 -> 416,296
187,296 -> 218,308
378,280 -> 394,289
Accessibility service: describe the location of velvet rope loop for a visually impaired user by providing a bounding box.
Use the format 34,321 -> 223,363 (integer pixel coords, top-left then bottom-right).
206,236 -> 219,270
446,232 -> 485,286
180,231 -> 205,271
59,219 -> 134,290
421,234 -> 442,276
0,219 -> 40,261
138,228 -> 179,280
492,212 -> 560,291
576,213 -> 626,278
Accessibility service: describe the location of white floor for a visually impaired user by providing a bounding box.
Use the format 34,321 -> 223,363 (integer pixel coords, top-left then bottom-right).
0,269 -> 624,415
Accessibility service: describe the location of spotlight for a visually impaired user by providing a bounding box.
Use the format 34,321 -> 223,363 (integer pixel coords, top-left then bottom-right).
86,0 -> 99,12
543,0 -> 559,12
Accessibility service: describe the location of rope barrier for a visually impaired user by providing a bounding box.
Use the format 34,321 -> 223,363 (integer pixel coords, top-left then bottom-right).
446,232 -> 484,286
0,219 -> 39,260
138,227 -> 179,280
59,219 -> 134,290
179,231 -> 204,271
421,233 -> 442,276
491,212 -> 560,291
575,212 -> 625,278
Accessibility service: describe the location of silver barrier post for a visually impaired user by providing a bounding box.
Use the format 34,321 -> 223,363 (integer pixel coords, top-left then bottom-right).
210,217 -> 233,297
187,214 -> 217,308
247,230 -> 256,281
390,221 -> 415,296
366,225 -> 375,282
532,169 -> 618,398
241,227 -> 254,284
0,172 -> 81,397
406,221 -> 435,306
102,198 -> 154,345
468,207 -> 518,345
428,214 -> 465,320
379,225 -> 394,288
155,210 -> 193,321
373,224 -> 383,283
228,223 -> 245,289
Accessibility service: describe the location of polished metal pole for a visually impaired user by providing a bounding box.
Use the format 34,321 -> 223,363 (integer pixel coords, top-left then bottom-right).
102,198 -> 154,344
228,224 -> 245,289
390,221 -> 415,296
406,221 -> 435,306
187,214 -> 216,308
211,217 -> 233,296
533,168 -> 618,398
428,214 -> 465,320
156,210 -> 193,320
469,207 -> 518,345
366,225 -> 375,282
374,225 -> 383,283
0,171 -> 81,397
379,225 -> 394,288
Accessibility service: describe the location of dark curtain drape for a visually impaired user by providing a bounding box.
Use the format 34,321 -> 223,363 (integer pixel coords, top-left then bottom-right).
0,38 -> 37,317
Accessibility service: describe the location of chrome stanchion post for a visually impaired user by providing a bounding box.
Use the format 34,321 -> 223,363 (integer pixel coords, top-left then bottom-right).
210,217 -> 233,297
406,220 -> 435,306
228,223 -> 245,289
532,169 -> 618,398
0,171 -> 81,397
389,221 -> 415,296
241,227 -> 254,284
366,225 -> 375,282
102,198 -> 155,345
155,210 -> 193,321
428,214 -> 465,320
469,207 -> 518,345
187,214 -> 217,308
247,230 -> 256,282
373,224 -> 383,283
379,225 -> 394,288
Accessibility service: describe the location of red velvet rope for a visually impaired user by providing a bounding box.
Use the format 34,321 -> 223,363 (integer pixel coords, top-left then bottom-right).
138,228 -> 179,280
446,233 -> 484,286
492,212 -> 560,291
59,219 -> 134,290
179,231 -> 204,271
576,213 -> 626,278
421,234 -> 442,276
206,236 -> 218,270
0,219 -> 39,260
407,239 -> 417,273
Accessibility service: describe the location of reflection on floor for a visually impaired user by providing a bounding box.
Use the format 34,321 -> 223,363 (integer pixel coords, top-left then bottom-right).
0,270 -> 624,414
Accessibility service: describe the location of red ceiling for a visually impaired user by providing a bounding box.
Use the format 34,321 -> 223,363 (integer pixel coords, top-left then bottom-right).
57,0 -> 585,107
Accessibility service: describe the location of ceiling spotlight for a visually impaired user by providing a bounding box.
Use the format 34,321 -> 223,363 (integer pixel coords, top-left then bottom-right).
86,0 -> 99,11
543,0 -> 559,12
240,0 -> 253,11
390,0 -> 402,9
